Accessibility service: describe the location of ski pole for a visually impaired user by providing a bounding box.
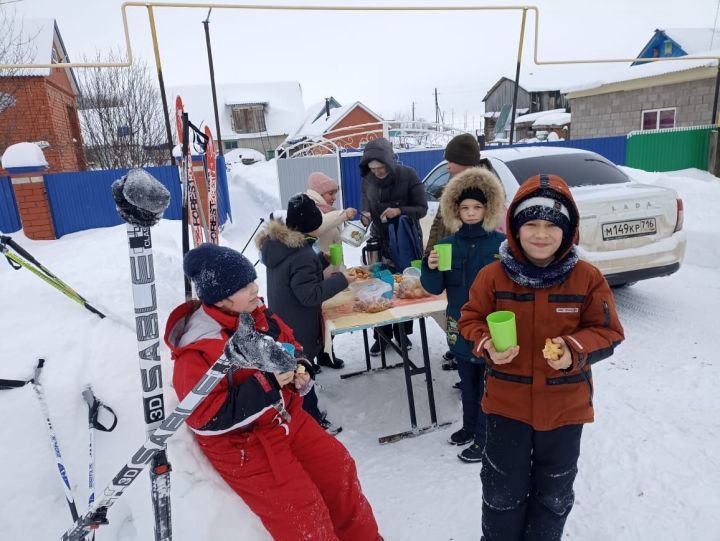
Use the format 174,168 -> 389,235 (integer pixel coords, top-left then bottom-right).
82,387 -> 117,541
59,348 -> 242,541
31,359 -> 84,530
1,235 -> 106,319
240,217 -> 264,256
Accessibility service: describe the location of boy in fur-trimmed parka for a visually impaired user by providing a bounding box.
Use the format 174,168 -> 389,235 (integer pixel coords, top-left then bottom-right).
459,174 -> 624,541
420,167 -> 506,463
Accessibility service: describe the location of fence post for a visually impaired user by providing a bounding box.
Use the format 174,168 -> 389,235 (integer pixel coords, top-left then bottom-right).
1,142 -> 55,240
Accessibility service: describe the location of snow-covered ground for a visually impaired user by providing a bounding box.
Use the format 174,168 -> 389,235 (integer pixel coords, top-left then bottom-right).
1,162 -> 718,540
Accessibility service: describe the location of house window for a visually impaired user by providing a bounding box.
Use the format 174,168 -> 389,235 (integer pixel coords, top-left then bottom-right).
641,108 -> 676,130
231,105 -> 266,134
664,40 -> 673,55
224,140 -> 238,150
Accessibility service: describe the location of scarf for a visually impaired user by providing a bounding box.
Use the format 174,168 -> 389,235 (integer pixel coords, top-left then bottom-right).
499,240 -> 579,289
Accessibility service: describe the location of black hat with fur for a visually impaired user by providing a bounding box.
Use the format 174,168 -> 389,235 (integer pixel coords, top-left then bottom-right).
439,167 -> 505,233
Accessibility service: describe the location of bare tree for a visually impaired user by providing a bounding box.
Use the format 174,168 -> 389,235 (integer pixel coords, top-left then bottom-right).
0,8 -> 41,155
76,50 -> 167,169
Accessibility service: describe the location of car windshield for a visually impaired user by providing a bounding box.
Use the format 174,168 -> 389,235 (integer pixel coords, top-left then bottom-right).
504,153 -> 630,187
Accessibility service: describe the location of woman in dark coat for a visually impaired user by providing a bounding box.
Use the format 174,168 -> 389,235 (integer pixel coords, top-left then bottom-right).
359,138 -> 428,355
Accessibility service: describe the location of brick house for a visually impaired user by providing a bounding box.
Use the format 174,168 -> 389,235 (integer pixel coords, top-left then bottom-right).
281,97 -> 384,155
567,28 -> 719,138
0,18 -> 86,174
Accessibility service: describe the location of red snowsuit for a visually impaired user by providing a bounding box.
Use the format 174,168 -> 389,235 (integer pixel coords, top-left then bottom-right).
164,300 -> 381,541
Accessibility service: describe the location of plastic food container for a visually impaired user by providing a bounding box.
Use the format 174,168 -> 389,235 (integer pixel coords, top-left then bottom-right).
340,220 -> 370,247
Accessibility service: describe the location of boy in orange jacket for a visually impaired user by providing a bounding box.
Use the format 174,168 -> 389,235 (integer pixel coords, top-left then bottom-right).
459,174 -> 624,541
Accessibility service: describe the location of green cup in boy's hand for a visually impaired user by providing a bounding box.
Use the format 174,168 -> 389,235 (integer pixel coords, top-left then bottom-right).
434,244 -> 452,271
486,310 -> 517,353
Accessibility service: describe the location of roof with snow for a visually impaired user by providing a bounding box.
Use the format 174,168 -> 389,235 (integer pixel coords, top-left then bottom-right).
169,81 -> 305,141
288,100 -> 383,141
514,108 -> 567,124
565,52 -> 719,95
532,111 -> 571,127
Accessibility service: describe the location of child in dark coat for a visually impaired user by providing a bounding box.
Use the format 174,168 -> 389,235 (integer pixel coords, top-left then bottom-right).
165,244 -> 381,541
256,193 -> 355,432
459,174 -> 625,540
420,167 -> 505,463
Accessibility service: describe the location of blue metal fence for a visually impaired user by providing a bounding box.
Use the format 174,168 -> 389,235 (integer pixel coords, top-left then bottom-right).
0,176 -> 21,233
339,148 -> 446,210
501,135 -> 627,166
45,164 -> 230,238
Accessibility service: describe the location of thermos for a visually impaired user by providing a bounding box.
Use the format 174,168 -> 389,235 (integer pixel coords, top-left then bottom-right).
361,239 -> 382,266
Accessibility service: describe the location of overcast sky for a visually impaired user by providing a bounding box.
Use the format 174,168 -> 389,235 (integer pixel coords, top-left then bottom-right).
8,0 -> 720,130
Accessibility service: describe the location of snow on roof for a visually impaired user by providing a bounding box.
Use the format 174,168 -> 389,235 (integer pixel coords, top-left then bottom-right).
663,28 -> 720,55
2,18 -> 56,77
483,108 -> 528,118
1,142 -> 48,169
532,111 -> 571,127
514,108 -> 566,124
169,81 -> 305,140
288,100 -> 383,141
564,51 -> 719,93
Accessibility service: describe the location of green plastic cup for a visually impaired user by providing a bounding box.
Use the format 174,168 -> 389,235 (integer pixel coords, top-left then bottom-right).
434,243 -> 452,271
410,259 -> 422,269
329,243 -> 343,266
486,311 -> 517,353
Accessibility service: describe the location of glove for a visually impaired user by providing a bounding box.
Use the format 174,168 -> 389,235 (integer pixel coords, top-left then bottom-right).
224,315 -> 297,373
112,168 -> 170,227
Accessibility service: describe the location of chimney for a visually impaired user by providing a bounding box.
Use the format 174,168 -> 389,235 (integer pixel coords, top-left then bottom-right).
325,98 -> 331,119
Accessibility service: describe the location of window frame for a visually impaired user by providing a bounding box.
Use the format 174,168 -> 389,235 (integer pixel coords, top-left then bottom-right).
640,107 -> 676,131
230,105 -> 267,134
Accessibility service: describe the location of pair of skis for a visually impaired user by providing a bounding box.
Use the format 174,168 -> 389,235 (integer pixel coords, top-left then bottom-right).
174,96 -> 219,249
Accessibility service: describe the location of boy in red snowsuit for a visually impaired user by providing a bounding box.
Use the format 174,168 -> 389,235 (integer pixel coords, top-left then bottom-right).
164,243 -> 382,541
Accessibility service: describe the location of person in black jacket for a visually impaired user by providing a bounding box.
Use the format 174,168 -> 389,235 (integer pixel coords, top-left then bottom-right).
256,193 -> 355,432
359,138 -> 428,355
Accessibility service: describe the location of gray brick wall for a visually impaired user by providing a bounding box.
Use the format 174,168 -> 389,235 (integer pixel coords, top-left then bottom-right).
569,77 -> 715,139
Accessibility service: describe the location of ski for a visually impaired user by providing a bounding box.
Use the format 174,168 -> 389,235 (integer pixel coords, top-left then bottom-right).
174,96 -> 192,299
174,96 -> 205,248
124,224 -> 172,541
203,124 -> 219,244
112,170 -> 173,541
59,351 -> 239,541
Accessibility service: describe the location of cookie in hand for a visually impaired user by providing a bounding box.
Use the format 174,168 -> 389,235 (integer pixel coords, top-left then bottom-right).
542,338 -> 563,361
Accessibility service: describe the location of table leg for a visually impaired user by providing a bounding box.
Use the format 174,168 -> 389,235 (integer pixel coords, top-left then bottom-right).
419,317 -> 438,425
397,324 -> 418,429
362,329 -> 371,372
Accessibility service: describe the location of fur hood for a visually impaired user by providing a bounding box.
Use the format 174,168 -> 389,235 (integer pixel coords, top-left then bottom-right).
255,218 -> 308,251
440,167 -> 506,233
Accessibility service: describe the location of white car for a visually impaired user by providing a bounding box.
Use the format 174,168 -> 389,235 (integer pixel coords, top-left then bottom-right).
421,147 -> 686,286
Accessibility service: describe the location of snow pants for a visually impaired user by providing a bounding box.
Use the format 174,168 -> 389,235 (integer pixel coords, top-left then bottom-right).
457,356 -> 486,446
206,408 -> 381,541
481,414 -> 583,541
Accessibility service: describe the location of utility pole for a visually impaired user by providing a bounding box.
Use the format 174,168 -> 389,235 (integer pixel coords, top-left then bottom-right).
434,88 -> 439,130
411,101 -> 415,122
203,8 -> 224,156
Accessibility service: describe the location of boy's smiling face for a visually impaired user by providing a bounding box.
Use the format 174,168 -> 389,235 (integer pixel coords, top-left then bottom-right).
458,198 -> 486,225
518,219 -> 563,266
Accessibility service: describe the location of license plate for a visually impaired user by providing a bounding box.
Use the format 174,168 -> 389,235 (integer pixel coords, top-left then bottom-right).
602,217 -> 657,240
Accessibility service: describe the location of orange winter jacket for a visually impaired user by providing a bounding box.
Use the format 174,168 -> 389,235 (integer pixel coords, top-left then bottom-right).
458,174 -> 625,431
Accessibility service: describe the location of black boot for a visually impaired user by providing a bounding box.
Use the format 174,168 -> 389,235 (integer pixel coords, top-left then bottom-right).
318,351 -> 345,369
